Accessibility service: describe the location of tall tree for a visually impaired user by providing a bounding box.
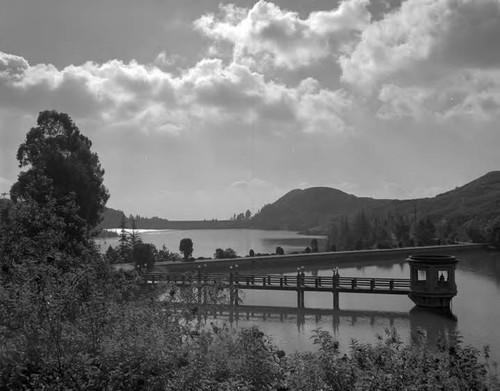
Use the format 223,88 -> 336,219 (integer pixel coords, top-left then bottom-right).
10,111 -> 109,235
118,215 -> 131,263
415,218 -> 436,246
179,238 -> 193,261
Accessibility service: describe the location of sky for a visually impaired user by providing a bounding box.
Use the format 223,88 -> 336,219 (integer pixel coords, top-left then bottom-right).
1,0 -> 499,220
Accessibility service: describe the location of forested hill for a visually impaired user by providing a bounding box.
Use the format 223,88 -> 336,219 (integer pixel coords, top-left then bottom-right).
250,187 -> 393,231
250,171 -> 500,240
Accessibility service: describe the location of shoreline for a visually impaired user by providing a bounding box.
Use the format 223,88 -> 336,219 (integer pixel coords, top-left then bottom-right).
146,243 -> 489,274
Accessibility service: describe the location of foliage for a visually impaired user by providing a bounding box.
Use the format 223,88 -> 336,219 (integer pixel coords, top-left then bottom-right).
415,218 -> 436,246
179,238 -> 194,261
0,194 -> 89,270
10,111 -> 109,235
282,328 -> 499,391
214,248 -> 225,259
104,235 -> 180,270
214,248 -> 238,259
1,196 -> 498,390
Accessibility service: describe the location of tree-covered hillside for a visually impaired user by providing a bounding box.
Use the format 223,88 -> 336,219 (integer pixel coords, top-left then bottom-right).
251,172 -> 500,248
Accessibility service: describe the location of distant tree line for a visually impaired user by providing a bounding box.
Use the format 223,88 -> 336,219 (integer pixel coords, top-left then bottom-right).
329,210 -> 500,251
230,209 -> 252,221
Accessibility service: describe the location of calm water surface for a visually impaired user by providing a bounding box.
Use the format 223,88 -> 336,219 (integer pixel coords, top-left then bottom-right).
97,228 -> 326,258
96,229 -> 500,362
232,254 -> 500,364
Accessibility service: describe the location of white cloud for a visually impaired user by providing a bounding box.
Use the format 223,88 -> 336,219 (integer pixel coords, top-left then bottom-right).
0,51 -> 351,136
195,0 -> 370,70
0,52 -> 29,80
340,0 -> 455,90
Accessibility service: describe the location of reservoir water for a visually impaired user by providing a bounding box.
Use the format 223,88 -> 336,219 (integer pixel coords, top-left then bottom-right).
95,229 -> 500,363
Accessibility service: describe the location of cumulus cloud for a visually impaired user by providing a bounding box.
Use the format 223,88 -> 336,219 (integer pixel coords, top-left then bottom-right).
340,0 -> 456,89
333,0 -> 500,122
0,50 -> 351,137
341,0 -> 500,88
0,52 -> 29,80
194,0 -> 370,70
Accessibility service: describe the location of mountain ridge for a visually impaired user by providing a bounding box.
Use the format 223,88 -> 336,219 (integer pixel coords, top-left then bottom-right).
250,171 -> 500,239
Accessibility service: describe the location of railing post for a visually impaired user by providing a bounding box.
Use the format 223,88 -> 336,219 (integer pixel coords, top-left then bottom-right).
351,278 -> 357,289
296,268 -> 304,308
390,279 -> 394,291
370,279 -> 375,290
332,269 -> 339,310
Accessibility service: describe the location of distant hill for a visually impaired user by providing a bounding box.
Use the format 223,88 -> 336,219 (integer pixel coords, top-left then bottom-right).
250,187 -> 393,231
98,207 -> 246,230
250,171 -> 500,240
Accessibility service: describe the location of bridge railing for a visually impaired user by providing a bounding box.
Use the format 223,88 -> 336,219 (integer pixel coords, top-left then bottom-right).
142,272 -> 410,291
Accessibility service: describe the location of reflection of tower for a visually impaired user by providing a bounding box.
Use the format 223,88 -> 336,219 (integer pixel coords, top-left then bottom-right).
409,306 -> 457,347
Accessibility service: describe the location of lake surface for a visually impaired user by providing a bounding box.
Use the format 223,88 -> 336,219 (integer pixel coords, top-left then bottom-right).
224,252 -> 500,364
96,228 -> 327,258
96,229 -> 500,363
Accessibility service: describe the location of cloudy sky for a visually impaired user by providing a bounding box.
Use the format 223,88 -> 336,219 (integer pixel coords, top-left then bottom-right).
1,0 -> 499,219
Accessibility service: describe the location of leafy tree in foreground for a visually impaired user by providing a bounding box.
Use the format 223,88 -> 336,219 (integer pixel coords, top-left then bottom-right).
10,110 -> 109,236
179,238 -> 194,261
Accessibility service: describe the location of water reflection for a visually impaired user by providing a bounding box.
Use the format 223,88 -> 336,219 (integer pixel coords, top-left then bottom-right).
196,303 -> 457,346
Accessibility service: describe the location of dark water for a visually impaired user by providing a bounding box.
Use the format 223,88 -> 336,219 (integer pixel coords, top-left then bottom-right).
97,230 -> 500,362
